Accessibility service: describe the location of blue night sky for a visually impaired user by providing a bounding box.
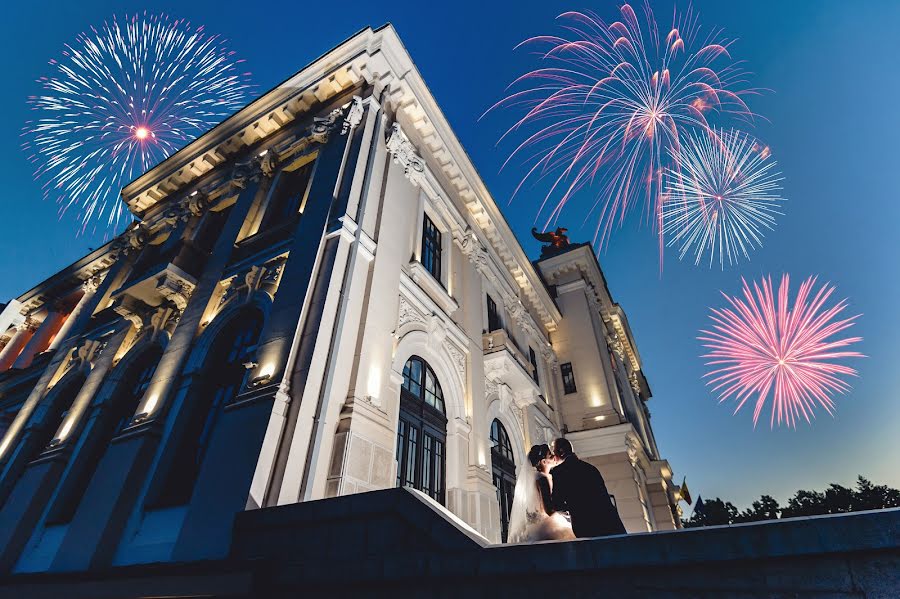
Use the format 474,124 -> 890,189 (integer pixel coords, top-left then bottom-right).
2,0 -> 898,509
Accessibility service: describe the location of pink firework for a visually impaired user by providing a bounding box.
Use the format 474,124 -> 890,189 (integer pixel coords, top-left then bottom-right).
486,2 -> 757,254
700,275 -> 864,428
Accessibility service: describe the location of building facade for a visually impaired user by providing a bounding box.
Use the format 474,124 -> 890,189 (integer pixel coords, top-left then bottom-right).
0,25 -> 680,573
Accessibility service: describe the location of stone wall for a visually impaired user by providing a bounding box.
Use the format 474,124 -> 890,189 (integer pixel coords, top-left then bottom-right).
1,488 -> 897,598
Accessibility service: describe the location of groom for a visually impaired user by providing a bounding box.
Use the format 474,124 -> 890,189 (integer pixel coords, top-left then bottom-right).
550,438 -> 626,538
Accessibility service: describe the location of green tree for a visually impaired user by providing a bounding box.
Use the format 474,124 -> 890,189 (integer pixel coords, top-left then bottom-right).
824,484 -> 853,514
780,489 -> 827,518
736,494 -> 781,523
851,476 -> 900,511
682,476 -> 900,528
685,497 -> 738,527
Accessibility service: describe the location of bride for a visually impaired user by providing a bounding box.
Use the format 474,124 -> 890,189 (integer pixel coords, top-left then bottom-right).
507,444 -> 576,543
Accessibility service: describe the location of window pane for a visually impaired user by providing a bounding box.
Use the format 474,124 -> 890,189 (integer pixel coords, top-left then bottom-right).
422,215 -> 442,281
405,427 -> 418,488
561,362 -> 577,394
422,434 -> 433,496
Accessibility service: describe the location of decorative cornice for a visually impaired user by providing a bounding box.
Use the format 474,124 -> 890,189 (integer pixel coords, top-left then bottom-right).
385,123 -> 425,187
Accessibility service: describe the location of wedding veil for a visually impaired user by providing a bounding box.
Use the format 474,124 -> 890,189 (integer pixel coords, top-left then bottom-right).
506,464 -> 540,544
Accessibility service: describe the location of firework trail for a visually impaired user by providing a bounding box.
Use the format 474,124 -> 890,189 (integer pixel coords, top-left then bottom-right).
22,13 -> 254,234
662,128 -> 784,269
486,2 -> 757,257
700,275 -> 864,428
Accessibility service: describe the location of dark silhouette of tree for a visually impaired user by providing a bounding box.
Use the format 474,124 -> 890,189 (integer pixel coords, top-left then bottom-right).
851,476 -> 900,511
685,497 -> 739,527
735,494 -> 781,523
684,476 -> 899,528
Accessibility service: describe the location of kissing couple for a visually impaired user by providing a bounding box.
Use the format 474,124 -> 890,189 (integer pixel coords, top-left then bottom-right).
507,438 -> 626,543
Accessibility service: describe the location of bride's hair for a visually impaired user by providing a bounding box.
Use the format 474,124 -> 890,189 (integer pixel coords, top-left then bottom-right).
527,444 -> 550,469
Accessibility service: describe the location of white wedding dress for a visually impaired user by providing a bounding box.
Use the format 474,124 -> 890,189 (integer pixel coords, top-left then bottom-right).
506,467 -> 576,543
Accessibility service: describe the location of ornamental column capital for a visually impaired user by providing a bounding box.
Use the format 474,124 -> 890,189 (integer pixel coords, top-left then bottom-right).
385,123 -> 425,187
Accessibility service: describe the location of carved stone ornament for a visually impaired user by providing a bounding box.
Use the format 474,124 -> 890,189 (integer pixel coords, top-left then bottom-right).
385,123 -> 425,187
156,273 -> 193,312
187,192 -> 210,216
82,273 -> 104,294
341,96 -> 364,135
258,151 -> 279,178
219,258 -> 286,308
69,337 -> 106,367
443,339 -> 466,382
20,317 -> 40,333
628,371 -> 642,396
397,295 -> 426,329
310,107 -> 343,144
457,230 -> 490,276
112,224 -> 150,257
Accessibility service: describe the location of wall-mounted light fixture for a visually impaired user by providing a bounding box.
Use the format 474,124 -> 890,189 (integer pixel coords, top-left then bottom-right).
248,362 -> 275,388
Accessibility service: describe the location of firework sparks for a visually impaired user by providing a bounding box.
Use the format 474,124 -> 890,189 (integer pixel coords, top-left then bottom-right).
662,128 -> 785,269
700,275 -> 864,428
486,2 -> 757,254
22,13 -> 254,234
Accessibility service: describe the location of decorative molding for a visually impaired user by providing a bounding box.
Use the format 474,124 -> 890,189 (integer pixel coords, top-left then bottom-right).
309,107 -> 343,144
342,95 -> 364,135
219,257 -> 287,309
385,123 -> 425,187
397,295 -> 426,329
455,229 -> 490,276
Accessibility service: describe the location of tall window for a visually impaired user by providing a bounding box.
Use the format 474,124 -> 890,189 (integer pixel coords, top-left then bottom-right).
49,347 -> 161,524
528,347 -> 540,386
561,362 -> 577,394
0,375 -> 84,510
486,294 -> 502,333
490,419 -> 516,542
154,312 -> 262,507
396,356 -> 446,503
421,215 -> 442,282
260,160 -> 315,230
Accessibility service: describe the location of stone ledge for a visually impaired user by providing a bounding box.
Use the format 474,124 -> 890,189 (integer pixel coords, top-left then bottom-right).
1,489 -> 897,598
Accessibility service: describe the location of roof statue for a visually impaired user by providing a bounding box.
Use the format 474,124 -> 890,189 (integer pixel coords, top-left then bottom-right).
531,227 -> 570,258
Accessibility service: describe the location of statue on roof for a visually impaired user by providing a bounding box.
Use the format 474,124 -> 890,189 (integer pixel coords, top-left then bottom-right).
531,227 -> 570,258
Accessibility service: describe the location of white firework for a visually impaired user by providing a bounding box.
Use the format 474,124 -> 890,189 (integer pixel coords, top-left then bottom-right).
662,128 -> 785,269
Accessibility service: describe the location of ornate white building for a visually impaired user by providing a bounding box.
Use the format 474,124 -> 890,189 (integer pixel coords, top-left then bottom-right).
0,24 -> 679,574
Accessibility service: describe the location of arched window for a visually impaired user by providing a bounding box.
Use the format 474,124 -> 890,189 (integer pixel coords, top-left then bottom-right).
490,419 -> 517,542
0,373 -> 84,509
154,311 -> 262,507
48,346 -> 162,524
396,356 -> 446,503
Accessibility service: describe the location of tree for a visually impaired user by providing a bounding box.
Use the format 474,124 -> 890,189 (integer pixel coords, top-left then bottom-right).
824,484 -> 853,514
777,489 -> 828,518
852,476 -> 900,511
736,494 -> 780,523
685,497 -> 739,527
683,476 -> 900,528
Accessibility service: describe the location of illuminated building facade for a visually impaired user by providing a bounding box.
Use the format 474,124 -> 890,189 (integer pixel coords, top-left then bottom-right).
0,25 -> 680,577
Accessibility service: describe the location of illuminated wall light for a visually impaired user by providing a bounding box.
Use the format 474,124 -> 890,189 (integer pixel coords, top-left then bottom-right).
57,417 -> 75,441
366,367 -> 382,406
249,362 -> 276,387
132,393 -> 161,425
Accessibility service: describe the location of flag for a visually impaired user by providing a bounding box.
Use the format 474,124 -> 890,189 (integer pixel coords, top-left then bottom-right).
679,476 -> 692,505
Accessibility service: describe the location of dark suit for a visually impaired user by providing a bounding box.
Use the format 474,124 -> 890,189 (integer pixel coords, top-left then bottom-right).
550,454 -> 626,538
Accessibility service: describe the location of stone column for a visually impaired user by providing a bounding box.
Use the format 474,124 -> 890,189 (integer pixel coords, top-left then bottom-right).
48,278 -> 100,352
12,309 -> 66,369
0,320 -> 37,371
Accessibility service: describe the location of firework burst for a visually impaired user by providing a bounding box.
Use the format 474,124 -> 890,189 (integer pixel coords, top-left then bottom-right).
662,128 -> 784,269
22,13 -> 254,234
486,2 -> 757,254
700,275 -> 864,428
